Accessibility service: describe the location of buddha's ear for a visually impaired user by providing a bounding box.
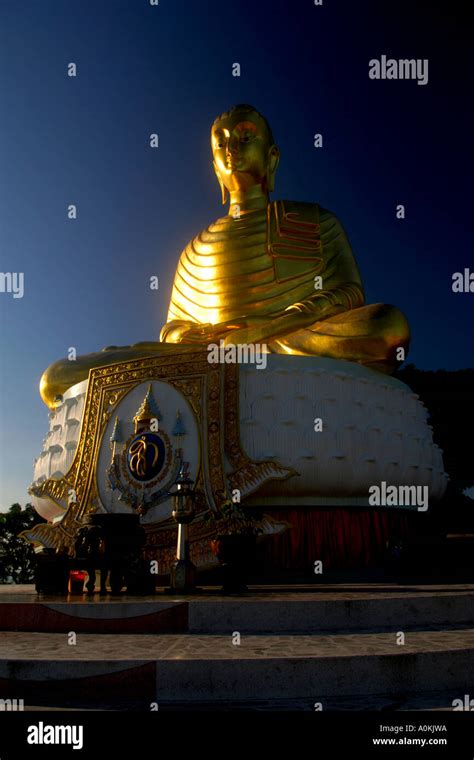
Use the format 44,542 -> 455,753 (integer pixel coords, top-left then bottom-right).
266,145 -> 280,193
213,160 -> 228,205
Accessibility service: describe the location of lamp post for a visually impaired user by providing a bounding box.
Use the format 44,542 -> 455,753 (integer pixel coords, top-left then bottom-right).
169,463 -> 197,593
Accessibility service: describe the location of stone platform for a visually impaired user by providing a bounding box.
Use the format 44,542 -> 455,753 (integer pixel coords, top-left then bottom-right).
1,584 -> 473,710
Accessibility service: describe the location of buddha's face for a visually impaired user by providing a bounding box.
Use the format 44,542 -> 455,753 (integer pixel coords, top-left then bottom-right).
211,111 -> 279,194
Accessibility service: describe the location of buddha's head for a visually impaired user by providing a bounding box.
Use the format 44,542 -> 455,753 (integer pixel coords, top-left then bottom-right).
211,104 -> 280,204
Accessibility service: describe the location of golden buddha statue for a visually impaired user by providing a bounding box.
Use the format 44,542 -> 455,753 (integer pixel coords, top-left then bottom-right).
40,104 -> 409,410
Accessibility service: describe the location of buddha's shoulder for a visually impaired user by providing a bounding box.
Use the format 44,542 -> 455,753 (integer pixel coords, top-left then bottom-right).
275,199 -> 341,225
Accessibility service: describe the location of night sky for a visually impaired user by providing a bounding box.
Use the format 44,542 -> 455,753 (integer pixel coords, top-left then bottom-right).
0,0 -> 471,508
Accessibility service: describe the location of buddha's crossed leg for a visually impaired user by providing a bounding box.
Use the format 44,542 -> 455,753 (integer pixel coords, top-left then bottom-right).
267,303 -> 410,373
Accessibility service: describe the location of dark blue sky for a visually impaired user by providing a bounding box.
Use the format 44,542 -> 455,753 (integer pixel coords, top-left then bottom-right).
0,0 -> 472,508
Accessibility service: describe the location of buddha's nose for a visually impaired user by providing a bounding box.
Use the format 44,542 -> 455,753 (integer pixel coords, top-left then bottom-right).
227,135 -> 240,154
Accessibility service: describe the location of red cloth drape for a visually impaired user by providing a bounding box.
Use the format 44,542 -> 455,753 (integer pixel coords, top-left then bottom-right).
262,508 -> 411,571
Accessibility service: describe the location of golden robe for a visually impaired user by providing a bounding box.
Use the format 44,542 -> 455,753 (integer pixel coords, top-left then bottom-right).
161,200 -> 409,371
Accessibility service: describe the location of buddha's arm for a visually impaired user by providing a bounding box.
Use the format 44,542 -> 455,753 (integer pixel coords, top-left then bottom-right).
288,211 -> 365,320
221,280 -> 364,346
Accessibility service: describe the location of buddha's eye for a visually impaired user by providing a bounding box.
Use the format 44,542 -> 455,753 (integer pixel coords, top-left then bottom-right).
240,133 -> 253,143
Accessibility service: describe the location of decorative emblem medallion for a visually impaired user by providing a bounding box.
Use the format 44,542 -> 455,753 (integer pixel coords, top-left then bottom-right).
106,383 -> 185,514
126,432 -> 166,482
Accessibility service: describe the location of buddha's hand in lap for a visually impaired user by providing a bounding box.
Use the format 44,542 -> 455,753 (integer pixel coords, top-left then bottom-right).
184,324 -> 233,344
161,319 -> 249,345
221,309 -> 332,346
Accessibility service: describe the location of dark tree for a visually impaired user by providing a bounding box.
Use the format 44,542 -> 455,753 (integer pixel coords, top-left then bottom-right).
0,504 -> 45,583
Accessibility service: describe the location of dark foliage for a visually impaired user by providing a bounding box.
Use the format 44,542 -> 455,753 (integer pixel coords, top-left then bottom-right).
0,504 -> 45,584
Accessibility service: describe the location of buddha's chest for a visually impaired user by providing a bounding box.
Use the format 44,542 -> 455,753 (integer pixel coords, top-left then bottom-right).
197,202 -> 325,286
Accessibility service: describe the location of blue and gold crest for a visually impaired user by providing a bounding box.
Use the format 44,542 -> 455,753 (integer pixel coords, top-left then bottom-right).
106,383 -> 187,515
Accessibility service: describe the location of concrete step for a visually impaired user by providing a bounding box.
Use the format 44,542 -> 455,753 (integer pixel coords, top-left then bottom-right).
1,628 -> 473,705
187,588 -> 474,633
1,585 -> 473,634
